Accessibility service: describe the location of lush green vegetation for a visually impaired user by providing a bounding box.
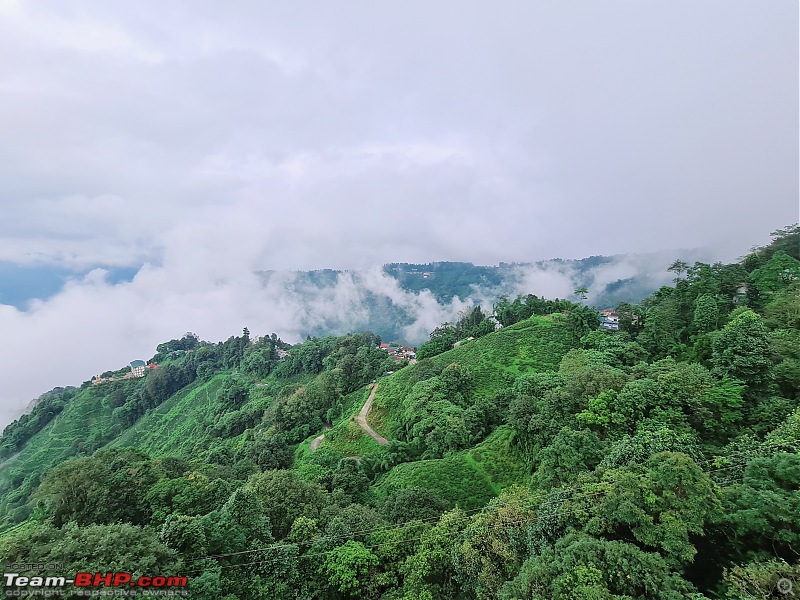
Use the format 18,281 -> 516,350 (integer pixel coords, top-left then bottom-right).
0,225 -> 798,599
264,257 -> 676,342
375,427 -> 527,509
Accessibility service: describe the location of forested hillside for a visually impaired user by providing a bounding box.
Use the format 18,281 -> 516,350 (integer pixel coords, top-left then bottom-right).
255,251 -> 705,343
0,225 -> 798,599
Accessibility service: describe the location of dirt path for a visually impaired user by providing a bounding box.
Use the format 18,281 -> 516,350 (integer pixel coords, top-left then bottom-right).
309,423 -> 332,452
310,433 -> 325,452
358,384 -> 388,446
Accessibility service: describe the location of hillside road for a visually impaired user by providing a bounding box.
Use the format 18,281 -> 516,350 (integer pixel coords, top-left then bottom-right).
358,384 -> 388,446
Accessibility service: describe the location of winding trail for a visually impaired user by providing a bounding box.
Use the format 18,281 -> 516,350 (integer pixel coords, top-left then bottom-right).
309,433 -> 325,452
358,384 -> 388,446
309,384 -> 387,453
309,423 -> 332,452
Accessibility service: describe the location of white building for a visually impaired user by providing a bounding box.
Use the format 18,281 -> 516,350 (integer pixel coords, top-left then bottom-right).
130,360 -> 146,378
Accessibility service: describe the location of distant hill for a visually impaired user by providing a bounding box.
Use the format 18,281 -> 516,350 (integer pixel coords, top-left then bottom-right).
256,249 -> 713,343
0,225 -> 797,599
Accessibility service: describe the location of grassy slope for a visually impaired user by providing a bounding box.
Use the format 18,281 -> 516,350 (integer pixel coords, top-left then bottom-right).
293,386 -> 380,480
0,381 -> 138,528
374,427 -> 527,509
0,368 -> 315,533
110,375 -> 227,456
360,315 -> 573,508
1,313 -> 574,531
371,314 -> 575,437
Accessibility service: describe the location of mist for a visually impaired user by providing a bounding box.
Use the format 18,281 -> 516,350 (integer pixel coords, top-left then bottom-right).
0,1 -> 795,428
0,241 -> 731,430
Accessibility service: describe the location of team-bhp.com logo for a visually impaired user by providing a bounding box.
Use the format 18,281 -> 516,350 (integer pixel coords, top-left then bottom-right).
4,572 -> 188,597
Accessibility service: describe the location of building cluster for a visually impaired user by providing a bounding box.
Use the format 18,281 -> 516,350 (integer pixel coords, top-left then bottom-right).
600,309 -> 619,331
379,343 -> 416,361
91,359 -> 157,385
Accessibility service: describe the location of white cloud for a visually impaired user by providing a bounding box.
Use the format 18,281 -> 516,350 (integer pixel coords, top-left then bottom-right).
510,262 -> 578,301
0,1 -> 796,427
0,260 -> 479,428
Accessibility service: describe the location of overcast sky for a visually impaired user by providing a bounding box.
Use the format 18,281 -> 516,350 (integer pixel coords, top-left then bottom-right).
0,1 -> 797,426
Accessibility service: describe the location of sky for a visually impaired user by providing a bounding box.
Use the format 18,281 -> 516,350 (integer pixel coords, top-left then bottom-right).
0,1 -> 797,427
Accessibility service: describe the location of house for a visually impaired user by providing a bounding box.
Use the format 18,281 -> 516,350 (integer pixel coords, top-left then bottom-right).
599,309 -> 619,331
130,360 -> 146,378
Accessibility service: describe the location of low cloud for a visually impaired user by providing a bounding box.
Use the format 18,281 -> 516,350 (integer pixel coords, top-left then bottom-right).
509,261 -> 578,301
0,1 -> 795,430
0,241 -> 727,430
0,260 -> 474,429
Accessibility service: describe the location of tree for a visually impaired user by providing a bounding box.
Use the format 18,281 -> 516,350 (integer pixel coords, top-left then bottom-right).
34,449 -> 159,527
500,532 -> 697,600
638,292 -> 685,357
493,296 -> 517,327
381,487 -> 449,524
668,259 -> 689,280
247,469 -> 329,539
250,434 -> 293,470
719,452 -> 800,564
573,287 -> 589,305
774,359 -> 800,399
567,306 -> 600,340
450,487 -> 537,597
319,541 -> 379,597
159,514 -> 207,559
454,305 -> 493,339
750,251 -> 800,297
692,293 -> 719,334
331,457 -> 370,499
764,286 -> 800,330
0,522 -> 180,579
615,301 -> 644,337
712,310 -> 771,392
599,425 -> 700,470
723,558 -> 800,600
216,377 -> 250,413
417,323 -> 458,360
531,427 -> 604,489
402,509 -> 470,599
584,452 -> 720,566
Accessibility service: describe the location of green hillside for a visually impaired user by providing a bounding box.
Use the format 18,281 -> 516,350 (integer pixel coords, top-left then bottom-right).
110,374 -> 228,455
371,313 -> 576,438
375,427 -> 526,508
0,225 -> 798,600
0,380 -> 138,525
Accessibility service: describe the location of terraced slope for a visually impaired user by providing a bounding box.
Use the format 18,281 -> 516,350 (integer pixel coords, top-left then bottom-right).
0,380 -> 140,527
371,314 -> 576,437
110,375 -> 227,456
374,427 -> 527,509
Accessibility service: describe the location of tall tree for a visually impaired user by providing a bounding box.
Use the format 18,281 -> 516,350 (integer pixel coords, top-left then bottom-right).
573,287 -> 589,305
712,310 -> 771,393
692,293 -> 719,334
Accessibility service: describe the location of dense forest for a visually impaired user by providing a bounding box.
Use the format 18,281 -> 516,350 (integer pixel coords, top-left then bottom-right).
0,225 -> 798,599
